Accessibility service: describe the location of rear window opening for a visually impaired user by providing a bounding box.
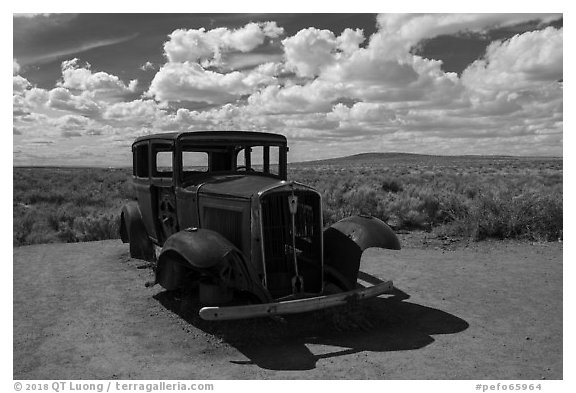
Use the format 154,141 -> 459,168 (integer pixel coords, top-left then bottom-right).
133,143 -> 149,178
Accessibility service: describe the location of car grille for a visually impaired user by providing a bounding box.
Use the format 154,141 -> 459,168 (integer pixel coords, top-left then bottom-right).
260,190 -> 322,297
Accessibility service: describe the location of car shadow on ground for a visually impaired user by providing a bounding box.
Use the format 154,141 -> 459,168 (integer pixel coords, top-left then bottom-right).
154,272 -> 469,371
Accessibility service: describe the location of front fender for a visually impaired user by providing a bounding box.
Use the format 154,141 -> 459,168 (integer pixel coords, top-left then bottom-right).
159,228 -> 238,270
324,215 -> 400,289
326,215 -> 401,251
156,228 -> 271,303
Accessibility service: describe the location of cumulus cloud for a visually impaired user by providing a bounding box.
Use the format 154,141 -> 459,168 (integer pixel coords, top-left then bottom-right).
275,21 -> 463,111
13,75 -> 31,94
59,58 -> 138,94
337,28 -> 365,54
48,87 -> 101,116
140,61 -> 156,71
24,87 -> 50,107
245,81 -> 339,115
12,86 -> 49,122
280,15 -> 561,107
46,114 -> 116,138
162,104 -> 246,131
13,59 -> 21,75
244,11 -> 562,148
14,14 -> 563,164
13,94 -> 30,117
233,24 -> 452,124
373,13 -> 561,58
146,22 -> 285,104
282,28 -> 341,78
329,102 -> 397,123
461,27 -> 563,92
103,99 -> 164,125
281,113 -> 340,131
164,22 -> 284,64
55,115 -> 90,137
148,62 -> 277,104
253,62 -> 284,77
282,28 -> 366,78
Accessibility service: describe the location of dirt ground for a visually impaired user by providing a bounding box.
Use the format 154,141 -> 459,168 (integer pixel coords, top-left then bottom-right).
13,234 -> 562,380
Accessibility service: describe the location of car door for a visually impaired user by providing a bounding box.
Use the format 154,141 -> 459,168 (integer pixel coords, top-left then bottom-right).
132,140 -> 158,242
150,140 -> 178,244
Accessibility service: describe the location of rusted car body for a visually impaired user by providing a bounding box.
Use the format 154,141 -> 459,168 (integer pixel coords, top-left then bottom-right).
120,131 -> 400,320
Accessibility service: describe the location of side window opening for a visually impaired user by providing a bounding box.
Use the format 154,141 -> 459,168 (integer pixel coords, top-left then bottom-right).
182,151 -> 209,173
250,146 -> 264,171
155,151 -> 172,176
235,146 -> 250,170
133,143 -> 149,178
156,151 -> 172,171
152,143 -> 174,178
269,146 -> 280,176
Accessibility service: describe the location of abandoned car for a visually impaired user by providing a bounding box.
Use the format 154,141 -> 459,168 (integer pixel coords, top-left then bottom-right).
120,131 -> 401,320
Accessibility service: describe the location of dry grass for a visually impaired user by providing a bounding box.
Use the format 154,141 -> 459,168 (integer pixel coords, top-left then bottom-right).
13,154 -> 562,246
13,167 -> 132,246
291,154 -> 562,242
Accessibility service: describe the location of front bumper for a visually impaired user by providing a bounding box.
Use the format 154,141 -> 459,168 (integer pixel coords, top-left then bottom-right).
198,279 -> 394,321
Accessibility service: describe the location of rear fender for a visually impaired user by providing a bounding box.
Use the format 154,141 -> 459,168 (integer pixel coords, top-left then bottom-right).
120,202 -> 139,243
120,201 -> 154,261
156,228 -> 271,303
323,215 -> 400,289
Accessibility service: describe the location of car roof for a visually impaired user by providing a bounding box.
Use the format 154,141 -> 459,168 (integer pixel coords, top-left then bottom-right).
133,131 -> 287,146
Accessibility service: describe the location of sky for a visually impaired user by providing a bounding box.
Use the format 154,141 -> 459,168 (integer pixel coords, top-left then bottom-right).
12,13 -> 563,166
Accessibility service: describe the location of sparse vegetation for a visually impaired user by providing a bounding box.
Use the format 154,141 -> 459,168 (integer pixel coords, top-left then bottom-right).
13,154 -> 562,246
13,167 -> 132,246
290,154 -> 563,242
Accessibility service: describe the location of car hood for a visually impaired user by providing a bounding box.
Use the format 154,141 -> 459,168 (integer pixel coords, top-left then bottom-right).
195,175 -> 287,199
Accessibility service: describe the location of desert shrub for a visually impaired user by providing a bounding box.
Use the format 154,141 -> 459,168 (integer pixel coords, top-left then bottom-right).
418,191 -> 443,226
387,195 -> 428,229
342,185 -> 380,215
291,156 -> 562,242
381,178 -> 403,193
13,209 -> 37,246
13,157 -> 562,246
13,168 -> 132,246
462,188 -> 563,241
436,192 -> 471,223
72,213 -> 120,242
23,191 -> 68,205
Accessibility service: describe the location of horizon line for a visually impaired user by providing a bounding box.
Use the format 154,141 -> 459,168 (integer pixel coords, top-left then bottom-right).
12,151 -> 563,169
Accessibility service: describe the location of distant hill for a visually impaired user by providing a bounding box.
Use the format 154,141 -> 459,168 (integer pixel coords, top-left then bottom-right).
291,152 -> 562,167
292,152 -> 426,166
